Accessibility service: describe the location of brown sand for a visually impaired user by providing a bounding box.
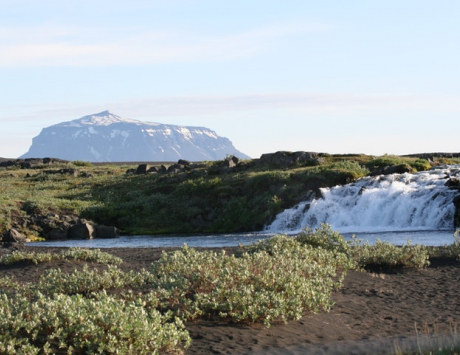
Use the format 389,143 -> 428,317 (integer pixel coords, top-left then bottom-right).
2,246 -> 460,355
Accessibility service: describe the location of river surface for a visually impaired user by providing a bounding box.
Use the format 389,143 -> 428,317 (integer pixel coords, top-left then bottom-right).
29,229 -> 457,248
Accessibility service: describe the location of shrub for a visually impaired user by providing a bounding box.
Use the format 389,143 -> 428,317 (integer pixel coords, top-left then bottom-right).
434,229 -> 460,259
72,160 -> 93,167
151,244 -> 346,326
351,238 -> 430,270
365,156 -> 404,171
0,248 -> 123,266
296,224 -> 351,254
328,160 -> 370,177
61,248 -> 123,265
411,159 -> 431,172
32,265 -> 152,296
0,251 -> 57,265
0,291 -> 191,355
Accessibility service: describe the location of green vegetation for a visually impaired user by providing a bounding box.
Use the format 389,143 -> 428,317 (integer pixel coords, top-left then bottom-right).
394,322 -> 460,355
0,226 -> 453,354
2,153 -> 456,238
0,248 -> 123,266
365,155 -> 432,172
0,292 -> 190,355
151,242 -> 348,326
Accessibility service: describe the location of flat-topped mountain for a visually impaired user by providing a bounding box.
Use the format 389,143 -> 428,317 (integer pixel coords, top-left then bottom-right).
20,111 -> 250,162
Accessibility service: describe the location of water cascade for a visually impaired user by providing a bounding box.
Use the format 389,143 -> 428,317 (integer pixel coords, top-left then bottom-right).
267,165 -> 460,234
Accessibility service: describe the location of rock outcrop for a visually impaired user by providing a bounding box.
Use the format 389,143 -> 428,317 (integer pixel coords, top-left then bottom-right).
0,228 -> 28,254
257,151 -> 324,168
454,195 -> 460,228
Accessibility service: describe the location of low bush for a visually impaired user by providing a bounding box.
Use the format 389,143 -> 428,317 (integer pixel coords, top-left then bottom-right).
151,243 -> 346,326
351,238 -> 430,270
0,251 -> 57,265
61,248 -> 123,265
72,160 -> 93,167
0,291 -> 191,355
32,265 -> 151,296
0,248 -> 123,267
296,223 -> 351,254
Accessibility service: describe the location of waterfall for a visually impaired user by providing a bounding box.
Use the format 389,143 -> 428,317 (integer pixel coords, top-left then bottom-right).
266,165 -> 460,234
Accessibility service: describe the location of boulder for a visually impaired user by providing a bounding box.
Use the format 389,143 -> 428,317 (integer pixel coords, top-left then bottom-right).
135,164 -> 151,174
96,225 -> 119,239
43,168 -> 80,177
167,164 -> 184,173
445,178 -> 460,190
223,156 -> 240,168
1,229 -> 28,243
68,222 -> 96,239
369,164 -> 413,176
47,227 -> 70,240
178,159 -> 191,166
454,195 -> 460,228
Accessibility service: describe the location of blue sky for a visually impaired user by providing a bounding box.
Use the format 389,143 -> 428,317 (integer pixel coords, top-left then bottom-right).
1,1 -> 459,159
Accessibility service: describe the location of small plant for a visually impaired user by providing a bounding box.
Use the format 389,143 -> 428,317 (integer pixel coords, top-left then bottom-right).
72,160 -> 93,167
0,248 -> 123,267
394,322 -> 460,355
296,223 -> 351,254
436,229 -> 460,259
0,250 -> 57,265
62,248 -> 123,265
30,265 -> 154,297
351,238 -> 430,270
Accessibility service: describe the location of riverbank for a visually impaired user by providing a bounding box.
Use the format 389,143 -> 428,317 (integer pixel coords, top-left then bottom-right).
2,246 -> 460,355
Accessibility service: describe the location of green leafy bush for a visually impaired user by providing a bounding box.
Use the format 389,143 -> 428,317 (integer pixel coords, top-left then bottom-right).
296,224 -> 351,254
0,251 -> 57,265
32,265 -> 151,296
72,160 -> 93,167
0,248 -> 123,266
0,291 -> 191,355
61,248 -> 123,265
151,244 -> 346,326
351,238 -> 430,270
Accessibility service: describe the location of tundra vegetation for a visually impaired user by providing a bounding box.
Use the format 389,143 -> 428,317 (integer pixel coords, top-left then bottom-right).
2,225 -> 460,354
1,153 -> 459,239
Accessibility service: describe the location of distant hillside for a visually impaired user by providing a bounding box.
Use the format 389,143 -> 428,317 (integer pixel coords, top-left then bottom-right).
20,111 -> 250,162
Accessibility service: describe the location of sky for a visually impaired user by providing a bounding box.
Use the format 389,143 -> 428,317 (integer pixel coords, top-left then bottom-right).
1,0 -> 459,159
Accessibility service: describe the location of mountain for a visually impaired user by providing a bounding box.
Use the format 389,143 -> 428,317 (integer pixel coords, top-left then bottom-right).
19,111 -> 250,162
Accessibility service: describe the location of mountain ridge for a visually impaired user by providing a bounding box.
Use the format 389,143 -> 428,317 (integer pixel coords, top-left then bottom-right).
20,111 -> 250,162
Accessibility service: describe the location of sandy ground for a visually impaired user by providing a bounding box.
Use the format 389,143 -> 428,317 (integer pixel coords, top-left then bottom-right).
2,246 -> 460,355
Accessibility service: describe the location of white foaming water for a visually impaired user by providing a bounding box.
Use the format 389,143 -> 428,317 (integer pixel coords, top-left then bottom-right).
267,165 -> 460,234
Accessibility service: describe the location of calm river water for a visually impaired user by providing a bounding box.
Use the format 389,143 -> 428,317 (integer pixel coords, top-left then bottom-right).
29,229 -> 457,248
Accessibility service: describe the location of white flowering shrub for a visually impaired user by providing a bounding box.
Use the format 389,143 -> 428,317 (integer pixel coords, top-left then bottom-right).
151,244 -> 346,326
0,291 -> 191,355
